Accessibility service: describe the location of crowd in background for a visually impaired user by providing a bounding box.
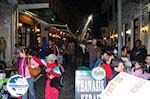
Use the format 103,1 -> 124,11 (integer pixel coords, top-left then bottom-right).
87,38 -> 150,85
0,36 -> 150,99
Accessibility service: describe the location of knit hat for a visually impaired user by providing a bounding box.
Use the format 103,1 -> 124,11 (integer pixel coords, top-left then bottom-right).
46,54 -> 57,61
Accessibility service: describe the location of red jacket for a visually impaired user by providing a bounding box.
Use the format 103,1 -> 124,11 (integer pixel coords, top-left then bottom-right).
46,63 -> 60,78
32,56 -> 60,78
102,63 -> 112,81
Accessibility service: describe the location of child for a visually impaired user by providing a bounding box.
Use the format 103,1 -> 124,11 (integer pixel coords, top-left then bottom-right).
131,60 -> 150,80
110,58 -> 125,78
44,54 -> 61,99
32,54 -> 62,99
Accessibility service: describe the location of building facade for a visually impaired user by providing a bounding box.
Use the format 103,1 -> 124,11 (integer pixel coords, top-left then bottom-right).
101,0 -> 150,54
0,1 -> 16,64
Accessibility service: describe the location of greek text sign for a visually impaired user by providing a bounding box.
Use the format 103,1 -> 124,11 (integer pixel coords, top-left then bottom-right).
75,70 -> 105,99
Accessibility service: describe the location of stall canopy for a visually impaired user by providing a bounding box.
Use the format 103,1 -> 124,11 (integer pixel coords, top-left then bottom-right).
18,0 -> 103,36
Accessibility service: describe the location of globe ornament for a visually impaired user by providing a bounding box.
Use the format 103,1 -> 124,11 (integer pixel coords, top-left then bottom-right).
91,67 -> 106,80
6,75 -> 29,97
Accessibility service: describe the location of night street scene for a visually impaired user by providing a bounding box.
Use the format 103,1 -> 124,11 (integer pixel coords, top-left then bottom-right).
1,0 -> 150,99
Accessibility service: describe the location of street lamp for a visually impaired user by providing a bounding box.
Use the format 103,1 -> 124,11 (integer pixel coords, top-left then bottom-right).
126,29 -> 131,35
81,14 -> 93,40
36,28 -> 40,32
141,25 -> 148,33
18,23 -> 23,27
88,15 -> 93,21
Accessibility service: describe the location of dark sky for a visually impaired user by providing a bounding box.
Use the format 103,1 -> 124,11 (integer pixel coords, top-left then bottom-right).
21,0 -> 106,36
61,0 -> 104,35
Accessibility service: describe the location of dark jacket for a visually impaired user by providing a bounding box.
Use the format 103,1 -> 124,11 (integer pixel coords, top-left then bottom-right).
130,45 -> 147,62
145,65 -> 150,73
75,45 -> 83,57
112,70 -> 119,79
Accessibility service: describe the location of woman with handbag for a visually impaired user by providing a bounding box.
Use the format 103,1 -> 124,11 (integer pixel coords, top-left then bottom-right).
17,48 -> 38,99
31,53 -> 62,99
24,50 -> 62,99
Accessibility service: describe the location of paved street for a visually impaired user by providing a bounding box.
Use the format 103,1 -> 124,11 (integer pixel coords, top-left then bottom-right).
35,64 -> 76,99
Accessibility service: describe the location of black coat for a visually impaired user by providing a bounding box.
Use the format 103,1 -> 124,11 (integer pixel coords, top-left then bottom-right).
130,45 -> 147,62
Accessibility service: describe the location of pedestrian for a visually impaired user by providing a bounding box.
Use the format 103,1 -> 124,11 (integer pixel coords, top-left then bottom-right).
101,50 -> 114,84
44,54 -> 61,99
0,60 -> 7,71
121,46 -> 132,69
130,39 -> 147,63
88,38 -> 100,69
0,37 -> 6,60
46,40 -> 58,56
80,41 -> 86,65
110,58 -> 125,78
66,40 -> 75,64
75,41 -> 83,67
17,48 -> 37,99
131,60 -> 150,80
28,52 -> 62,99
12,44 -> 20,65
39,37 -> 47,59
145,55 -> 150,73
93,48 -> 103,68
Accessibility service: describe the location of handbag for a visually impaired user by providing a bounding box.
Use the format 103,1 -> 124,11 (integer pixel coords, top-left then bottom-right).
50,76 -> 64,90
28,57 -> 41,77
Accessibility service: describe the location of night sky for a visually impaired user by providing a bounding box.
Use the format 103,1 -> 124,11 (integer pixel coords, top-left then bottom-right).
21,0 -> 107,37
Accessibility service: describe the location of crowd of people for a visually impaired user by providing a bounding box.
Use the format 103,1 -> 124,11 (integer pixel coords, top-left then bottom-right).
13,38 -> 64,99
10,36 -> 93,99
87,38 -> 150,86
1,36 -> 150,99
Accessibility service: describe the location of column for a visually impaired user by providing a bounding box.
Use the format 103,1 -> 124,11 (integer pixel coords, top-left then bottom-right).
148,25 -> 150,54
130,20 -> 134,50
117,0 -> 122,58
122,24 -> 126,46
11,0 -> 18,63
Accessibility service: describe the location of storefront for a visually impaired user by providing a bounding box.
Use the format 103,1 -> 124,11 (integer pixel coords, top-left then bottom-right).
18,14 -> 41,48
47,26 -> 68,46
124,23 -> 131,48
140,11 -> 150,54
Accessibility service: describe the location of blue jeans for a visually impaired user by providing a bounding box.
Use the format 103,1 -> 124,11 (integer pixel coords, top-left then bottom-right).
89,60 -> 97,69
22,77 -> 35,99
93,58 -> 103,68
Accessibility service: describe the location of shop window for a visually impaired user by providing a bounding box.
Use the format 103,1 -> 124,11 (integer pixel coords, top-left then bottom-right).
133,18 -> 140,43
18,24 -> 32,47
125,23 -> 131,47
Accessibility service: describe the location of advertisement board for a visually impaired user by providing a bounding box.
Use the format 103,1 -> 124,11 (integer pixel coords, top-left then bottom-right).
100,72 -> 150,99
75,67 -> 106,99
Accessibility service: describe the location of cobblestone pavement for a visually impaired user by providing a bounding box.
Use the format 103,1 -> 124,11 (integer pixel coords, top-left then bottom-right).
35,64 -> 76,99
